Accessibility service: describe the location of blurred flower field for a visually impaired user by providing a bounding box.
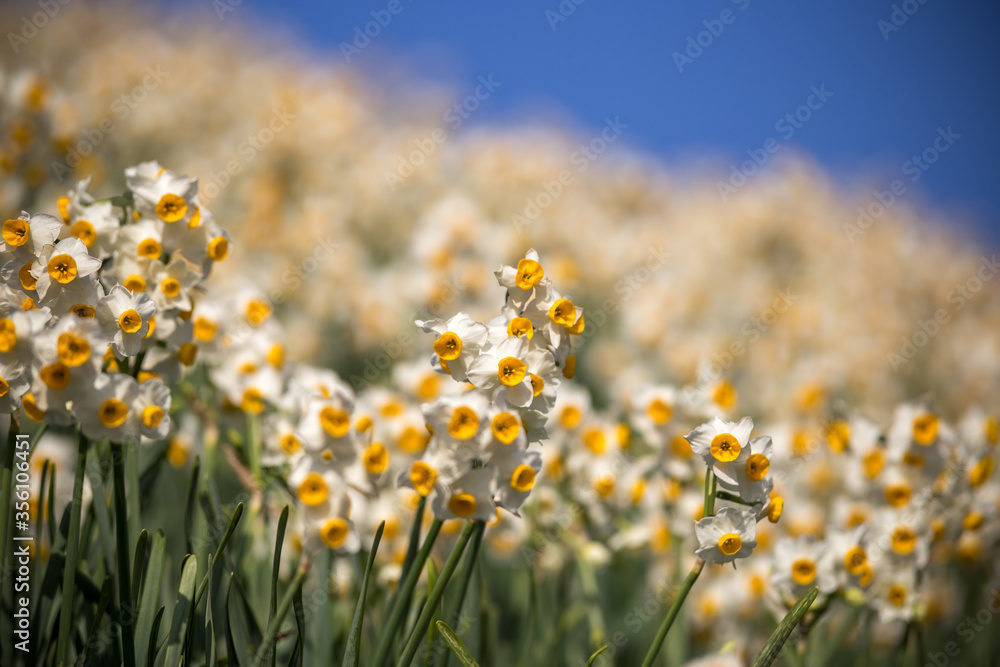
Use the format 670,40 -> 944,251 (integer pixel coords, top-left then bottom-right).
1,3 -> 999,667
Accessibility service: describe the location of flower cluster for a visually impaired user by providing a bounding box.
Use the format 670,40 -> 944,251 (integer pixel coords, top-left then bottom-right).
401,250 -> 582,521
0,161 -> 228,443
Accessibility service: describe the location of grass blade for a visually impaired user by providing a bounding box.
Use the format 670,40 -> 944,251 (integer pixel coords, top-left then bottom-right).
156,553 -> 199,667
750,586 -> 819,667
269,505 -> 290,667
55,430 -> 89,667
135,530 -> 166,667
435,621 -> 480,667
252,560 -> 310,667
343,520 -> 386,667
584,645 -> 608,667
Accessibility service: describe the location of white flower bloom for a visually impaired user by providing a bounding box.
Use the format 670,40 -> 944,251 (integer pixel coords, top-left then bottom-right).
1,212 -> 61,258
685,416 -> 754,487
466,335 -> 534,408
694,506 -> 758,564
147,258 -> 202,312
76,373 -> 141,442
134,378 -> 171,440
30,237 -> 102,305
126,161 -> 199,227
97,285 -> 156,358
416,312 -> 488,384
431,467 -> 496,522
0,357 -> 30,414
771,536 -> 837,596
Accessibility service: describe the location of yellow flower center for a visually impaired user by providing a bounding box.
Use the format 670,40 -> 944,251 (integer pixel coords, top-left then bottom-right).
448,406 -> 479,440
448,493 -> 477,518
166,440 -> 188,467
887,584 -> 907,608
40,363 -> 71,390
57,332 -> 91,367
491,412 -> 520,444
969,457 -> 994,487
497,356 -> 527,386
70,304 -> 96,319
566,314 -> 585,335
511,465 -> 536,492
593,475 -> 615,498
562,354 -> 577,379
246,299 -> 271,326
363,442 -> 389,475
891,526 -> 917,555
647,398 -> 672,425
241,388 -> 265,414
142,405 -> 165,428
745,453 -> 770,481
433,332 -> 463,361
22,393 -> 46,421
267,344 -> 284,368
548,298 -> 576,327
208,236 -> 228,261
98,398 -> 128,428
118,308 -> 143,334
963,511 -> 983,531
583,428 -> 606,454
885,482 -> 911,508
717,532 -> 743,556
137,238 -> 162,259
671,435 -> 693,458
46,254 -> 78,284
320,407 -> 350,438
515,258 -> 544,289
791,558 -> 817,586
409,461 -> 437,496
529,373 -> 544,397
320,518 -> 349,549
124,275 -> 147,293
280,433 -> 300,455
713,381 -> 736,409
0,319 -> 16,353
379,399 -> 403,417
767,496 -> 784,523
985,417 -> 998,445
417,375 -> 439,401
399,426 -> 429,453
19,263 -> 37,291
507,317 -> 534,339
560,405 -> 582,429
155,193 -> 188,222
827,420 -> 850,453
177,343 -> 198,366
710,433 -> 741,463
912,414 -> 939,445
57,198 -> 71,223
193,317 -> 217,342
297,472 -> 329,506
160,278 -> 181,298
843,546 -> 867,576
2,218 -> 29,247
0,377 -> 7,397
862,450 -> 884,478
188,206 -> 202,229
70,220 -> 97,247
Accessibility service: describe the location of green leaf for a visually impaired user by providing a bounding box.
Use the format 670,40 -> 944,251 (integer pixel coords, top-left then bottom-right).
206,560 -> 217,667
147,606 -> 165,667
227,572 -> 263,665
156,553 -> 198,667
584,645 -> 608,667
342,520 -> 386,667
750,586 -> 819,667
269,505 -> 291,667
252,562 -> 309,667
434,621 -> 480,667
78,576 -> 114,663
195,502 -> 244,608
184,455 -> 201,555
132,529 -> 150,611
136,530 -> 167,667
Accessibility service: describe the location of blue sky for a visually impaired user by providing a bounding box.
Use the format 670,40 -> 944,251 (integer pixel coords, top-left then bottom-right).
206,0 -> 1000,245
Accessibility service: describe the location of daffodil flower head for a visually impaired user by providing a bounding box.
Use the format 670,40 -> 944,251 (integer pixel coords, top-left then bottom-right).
694,506 -> 758,565
685,416 -> 754,487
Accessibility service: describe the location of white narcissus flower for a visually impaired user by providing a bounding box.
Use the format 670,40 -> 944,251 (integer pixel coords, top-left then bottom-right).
694,506 -> 758,564
771,535 -> 838,596
720,435 -> 774,504
147,258 -> 202,312
494,248 -> 548,309
431,467 -> 497,522
97,285 -> 156,358
685,416 -> 754,488
299,490 -> 361,554
493,449 -> 541,516
29,237 -> 102,305
117,219 -> 166,263
0,357 -> 30,414
126,161 -> 199,227
134,378 -> 171,440
1,212 -> 61,258
62,197 -> 120,260
77,373 -> 141,442
466,335 -> 534,408
415,312 -> 488,383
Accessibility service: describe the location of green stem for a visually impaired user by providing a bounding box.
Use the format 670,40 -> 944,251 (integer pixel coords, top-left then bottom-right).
247,411 -> 262,482
111,442 -> 137,667
434,521 -> 486,667
397,521 -> 480,667
56,430 -> 90,666
704,469 -> 718,517
639,558 -> 705,667
372,517 -> 444,667
130,350 -> 146,379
